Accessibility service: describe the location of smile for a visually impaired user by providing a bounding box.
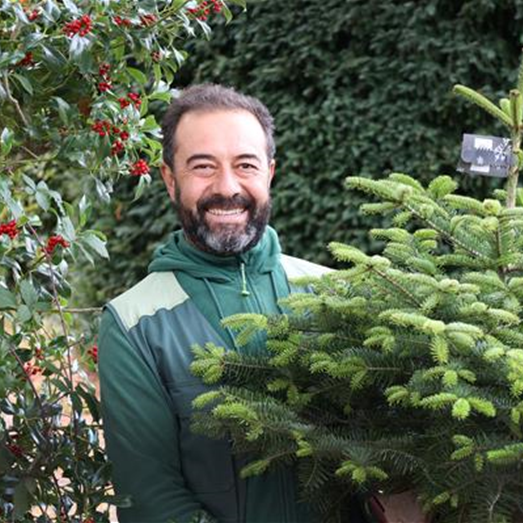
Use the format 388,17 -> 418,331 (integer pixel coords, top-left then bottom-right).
206,208 -> 246,216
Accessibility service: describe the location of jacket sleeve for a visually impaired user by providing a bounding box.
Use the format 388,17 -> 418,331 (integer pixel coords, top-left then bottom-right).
98,309 -> 213,523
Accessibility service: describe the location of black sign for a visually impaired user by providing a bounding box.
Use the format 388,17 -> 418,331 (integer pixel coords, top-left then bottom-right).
457,134 -> 514,178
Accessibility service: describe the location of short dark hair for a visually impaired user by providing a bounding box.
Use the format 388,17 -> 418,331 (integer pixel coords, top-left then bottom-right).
161,84 -> 275,169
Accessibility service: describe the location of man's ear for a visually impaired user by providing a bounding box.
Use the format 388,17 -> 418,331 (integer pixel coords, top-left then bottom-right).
160,163 -> 176,202
268,159 -> 276,187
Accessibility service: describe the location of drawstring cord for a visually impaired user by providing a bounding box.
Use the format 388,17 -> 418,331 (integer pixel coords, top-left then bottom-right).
203,278 -> 241,352
240,262 -> 250,297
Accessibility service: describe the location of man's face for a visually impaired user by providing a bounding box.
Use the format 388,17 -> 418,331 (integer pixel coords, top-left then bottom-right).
161,109 -> 275,255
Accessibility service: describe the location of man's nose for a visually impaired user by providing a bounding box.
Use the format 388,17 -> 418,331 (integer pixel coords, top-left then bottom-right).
212,166 -> 241,197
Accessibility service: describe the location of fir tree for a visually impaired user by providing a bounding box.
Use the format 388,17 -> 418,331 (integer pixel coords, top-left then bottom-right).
191,55 -> 523,523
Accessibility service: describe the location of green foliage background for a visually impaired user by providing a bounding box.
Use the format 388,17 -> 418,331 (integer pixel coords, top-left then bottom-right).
83,0 -> 523,305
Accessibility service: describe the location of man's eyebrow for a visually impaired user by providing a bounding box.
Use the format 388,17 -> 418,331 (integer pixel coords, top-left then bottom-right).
186,154 -> 216,165
235,153 -> 262,162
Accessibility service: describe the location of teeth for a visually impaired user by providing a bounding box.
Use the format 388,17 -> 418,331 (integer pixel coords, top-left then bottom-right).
207,208 -> 245,216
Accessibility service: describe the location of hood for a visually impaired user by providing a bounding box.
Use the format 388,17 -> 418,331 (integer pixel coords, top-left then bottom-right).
148,226 -> 282,282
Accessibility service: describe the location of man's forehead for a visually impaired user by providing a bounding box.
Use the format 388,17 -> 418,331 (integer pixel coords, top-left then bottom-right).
176,109 -> 264,137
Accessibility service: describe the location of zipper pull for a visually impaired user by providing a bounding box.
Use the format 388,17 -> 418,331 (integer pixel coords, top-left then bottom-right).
240,262 -> 250,297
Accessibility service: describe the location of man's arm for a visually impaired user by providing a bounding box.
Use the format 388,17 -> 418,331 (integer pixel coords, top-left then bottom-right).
98,310 -> 211,523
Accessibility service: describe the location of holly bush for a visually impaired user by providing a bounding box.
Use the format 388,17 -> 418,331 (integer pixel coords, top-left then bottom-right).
0,1 -> 245,521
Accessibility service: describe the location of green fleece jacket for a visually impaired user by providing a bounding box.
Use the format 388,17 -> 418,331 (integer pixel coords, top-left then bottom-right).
98,228 -> 350,523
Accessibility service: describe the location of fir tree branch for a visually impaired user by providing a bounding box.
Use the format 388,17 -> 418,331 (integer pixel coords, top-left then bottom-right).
495,225 -> 509,278
487,480 -> 503,522
453,85 -> 513,128
403,202 -> 490,261
506,121 -> 521,209
372,266 -> 424,308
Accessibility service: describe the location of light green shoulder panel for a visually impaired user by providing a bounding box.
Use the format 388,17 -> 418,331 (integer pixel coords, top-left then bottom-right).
280,254 -> 333,279
109,272 -> 188,331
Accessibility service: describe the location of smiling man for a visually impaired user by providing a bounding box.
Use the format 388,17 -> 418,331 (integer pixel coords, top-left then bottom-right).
162,107 -> 274,256
98,85 -> 365,523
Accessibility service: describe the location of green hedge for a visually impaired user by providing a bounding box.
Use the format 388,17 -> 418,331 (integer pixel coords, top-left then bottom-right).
79,0 -> 523,305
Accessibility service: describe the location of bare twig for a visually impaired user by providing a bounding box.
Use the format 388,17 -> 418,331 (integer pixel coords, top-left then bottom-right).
2,72 -> 29,127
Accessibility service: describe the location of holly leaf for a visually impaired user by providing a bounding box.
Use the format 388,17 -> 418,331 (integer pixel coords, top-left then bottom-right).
127,67 -> 148,86
20,280 -> 38,310
82,232 -> 109,259
0,287 -> 17,310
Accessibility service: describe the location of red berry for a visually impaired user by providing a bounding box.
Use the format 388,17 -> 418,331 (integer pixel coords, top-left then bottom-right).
24,362 -> 42,376
98,62 -> 111,78
111,140 -> 124,156
17,52 -> 34,67
126,92 -> 142,108
44,235 -> 70,255
63,14 -> 92,37
28,9 -> 39,21
87,345 -> 98,363
98,81 -> 112,93
0,220 -> 19,239
119,130 -> 130,141
130,159 -> 150,176
91,120 -> 112,136
6,443 -> 23,458
114,16 -> 132,27
140,14 -> 157,27
118,97 -> 131,109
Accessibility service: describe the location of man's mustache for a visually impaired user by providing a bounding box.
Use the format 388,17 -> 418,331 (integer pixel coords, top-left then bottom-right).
197,194 -> 254,213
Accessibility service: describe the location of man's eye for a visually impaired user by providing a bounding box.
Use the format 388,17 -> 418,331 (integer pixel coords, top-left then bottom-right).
238,163 -> 258,171
193,164 -> 215,173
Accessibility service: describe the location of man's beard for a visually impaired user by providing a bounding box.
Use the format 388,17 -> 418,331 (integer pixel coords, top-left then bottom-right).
175,190 -> 271,256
